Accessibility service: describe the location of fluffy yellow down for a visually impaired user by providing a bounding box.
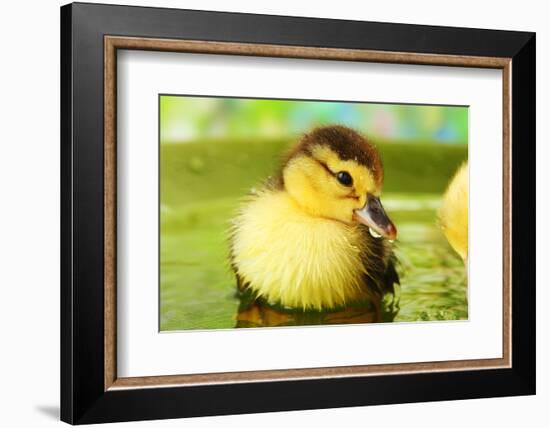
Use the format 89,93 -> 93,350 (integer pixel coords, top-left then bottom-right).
231,190 -> 370,310
439,163 -> 468,261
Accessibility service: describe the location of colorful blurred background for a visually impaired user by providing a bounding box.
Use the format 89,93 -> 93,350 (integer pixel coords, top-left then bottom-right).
160,96 -> 468,145
160,95 -> 468,331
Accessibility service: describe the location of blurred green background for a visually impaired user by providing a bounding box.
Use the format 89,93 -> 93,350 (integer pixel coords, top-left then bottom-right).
160,95 -> 468,331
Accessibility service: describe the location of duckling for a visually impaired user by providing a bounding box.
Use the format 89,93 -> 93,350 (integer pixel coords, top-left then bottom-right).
439,162 -> 468,261
229,125 -> 399,321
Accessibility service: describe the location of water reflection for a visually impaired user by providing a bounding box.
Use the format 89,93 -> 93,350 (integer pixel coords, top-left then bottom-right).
234,290 -> 399,328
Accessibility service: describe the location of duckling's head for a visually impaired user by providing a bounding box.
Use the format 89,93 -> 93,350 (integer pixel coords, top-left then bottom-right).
281,125 -> 397,240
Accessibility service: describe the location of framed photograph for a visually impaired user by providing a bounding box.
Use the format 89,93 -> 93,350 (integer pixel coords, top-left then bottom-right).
60,2 -> 535,424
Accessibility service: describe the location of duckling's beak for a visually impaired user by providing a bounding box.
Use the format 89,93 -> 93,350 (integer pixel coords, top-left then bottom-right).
353,194 -> 397,241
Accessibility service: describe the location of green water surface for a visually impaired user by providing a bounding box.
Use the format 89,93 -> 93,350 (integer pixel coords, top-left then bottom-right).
160,139 -> 468,330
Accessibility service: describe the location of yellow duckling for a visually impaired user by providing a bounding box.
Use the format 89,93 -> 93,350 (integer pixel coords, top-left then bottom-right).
229,125 -> 399,319
439,162 -> 468,261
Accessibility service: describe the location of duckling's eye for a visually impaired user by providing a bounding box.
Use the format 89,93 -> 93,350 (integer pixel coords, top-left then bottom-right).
336,171 -> 353,187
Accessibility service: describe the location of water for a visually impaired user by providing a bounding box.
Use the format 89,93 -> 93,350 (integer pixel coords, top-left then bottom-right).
160,193 -> 467,331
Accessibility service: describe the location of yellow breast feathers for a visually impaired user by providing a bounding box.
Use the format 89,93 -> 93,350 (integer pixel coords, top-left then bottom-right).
230,190 -> 370,311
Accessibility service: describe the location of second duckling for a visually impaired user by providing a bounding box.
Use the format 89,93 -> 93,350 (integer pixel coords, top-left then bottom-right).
439,162 -> 468,262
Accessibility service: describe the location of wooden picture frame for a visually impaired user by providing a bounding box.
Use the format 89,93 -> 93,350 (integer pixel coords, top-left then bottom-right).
61,2 -> 535,424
